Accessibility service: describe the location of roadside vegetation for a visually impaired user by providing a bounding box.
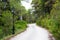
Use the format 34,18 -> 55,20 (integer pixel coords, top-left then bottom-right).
0,0 -> 60,40
0,0 -> 27,40
32,0 -> 60,40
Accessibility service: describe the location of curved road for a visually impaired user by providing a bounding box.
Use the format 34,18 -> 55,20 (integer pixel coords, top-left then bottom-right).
10,23 -> 54,40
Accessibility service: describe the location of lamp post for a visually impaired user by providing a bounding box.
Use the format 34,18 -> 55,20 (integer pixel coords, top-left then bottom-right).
11,7 -> 15,34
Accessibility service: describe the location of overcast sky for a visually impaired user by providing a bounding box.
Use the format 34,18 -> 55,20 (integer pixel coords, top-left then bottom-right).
21,0 -> 32,10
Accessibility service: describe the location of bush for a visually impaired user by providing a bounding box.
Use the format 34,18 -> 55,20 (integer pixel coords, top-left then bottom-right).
0,11 -> 13,40
15,20 -> 27,33
36,15 -> 60,40
0,20 -> 27,40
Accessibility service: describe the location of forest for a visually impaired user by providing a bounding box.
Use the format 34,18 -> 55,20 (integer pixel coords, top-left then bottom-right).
0,0 -> 60,40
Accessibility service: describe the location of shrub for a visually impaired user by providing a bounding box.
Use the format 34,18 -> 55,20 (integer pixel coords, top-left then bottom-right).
15,20 -> 27,33
36,15 -> 60,40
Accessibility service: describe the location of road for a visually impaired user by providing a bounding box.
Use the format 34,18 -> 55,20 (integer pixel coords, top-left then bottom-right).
10,23 -> 54,40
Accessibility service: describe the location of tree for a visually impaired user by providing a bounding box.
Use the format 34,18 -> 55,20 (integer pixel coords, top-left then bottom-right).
32,0 -> 55,19
0,0 -> 27,39
50,1 -> 60,40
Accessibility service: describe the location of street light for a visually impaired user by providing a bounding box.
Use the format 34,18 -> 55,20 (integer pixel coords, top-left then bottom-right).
11,7 -> 15,34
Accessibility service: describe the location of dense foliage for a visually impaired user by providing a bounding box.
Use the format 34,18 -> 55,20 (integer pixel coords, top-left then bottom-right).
15,20 -> 27,33
33,0 -> 60,40
0,0 -> 27,40
0,0 -> 60,40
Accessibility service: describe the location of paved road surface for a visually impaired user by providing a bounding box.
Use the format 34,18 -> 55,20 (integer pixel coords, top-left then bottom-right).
10,23 -> 53,40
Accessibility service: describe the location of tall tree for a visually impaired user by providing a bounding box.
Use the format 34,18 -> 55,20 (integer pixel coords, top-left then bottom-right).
0,0 -> 27,39
32,0 -> 55,18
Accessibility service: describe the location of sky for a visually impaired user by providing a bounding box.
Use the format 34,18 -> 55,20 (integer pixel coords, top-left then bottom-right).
21,0 -> 32,10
